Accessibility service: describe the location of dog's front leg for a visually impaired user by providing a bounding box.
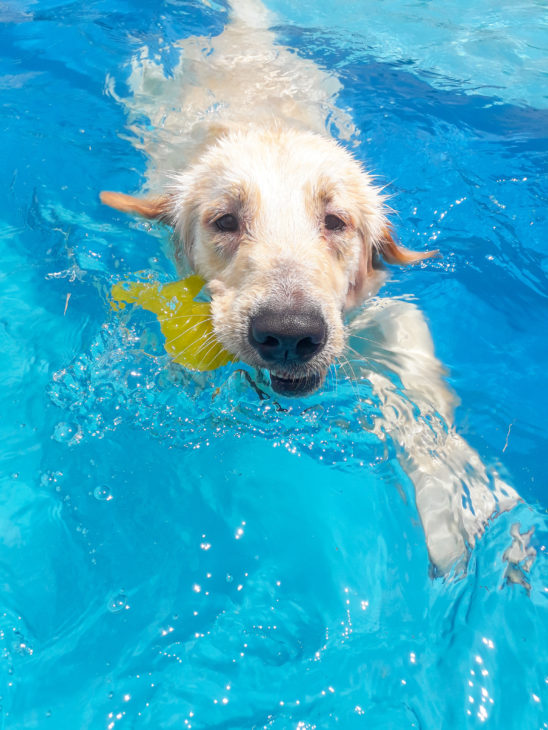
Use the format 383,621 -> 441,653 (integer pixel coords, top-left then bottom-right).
348,299 -> 519,572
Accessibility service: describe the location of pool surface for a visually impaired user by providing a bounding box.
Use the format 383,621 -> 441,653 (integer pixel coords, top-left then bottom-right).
0,0 -> 547,727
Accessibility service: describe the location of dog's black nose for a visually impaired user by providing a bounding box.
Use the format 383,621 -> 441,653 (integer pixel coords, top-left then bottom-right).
248,307 -> 327,363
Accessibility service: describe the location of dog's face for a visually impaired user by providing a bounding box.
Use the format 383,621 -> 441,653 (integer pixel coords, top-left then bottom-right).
173,128 -> 388,396
101,127 -> 434,396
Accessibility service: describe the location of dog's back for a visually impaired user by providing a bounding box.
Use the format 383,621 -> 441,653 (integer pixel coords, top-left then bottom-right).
115,0 -> 355,192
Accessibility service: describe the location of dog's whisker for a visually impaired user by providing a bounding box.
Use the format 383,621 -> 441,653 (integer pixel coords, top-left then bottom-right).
132,314 -> 214,329
345,332 -> 387,348
342,343 -> 374,367
190,333 -> 220,358
197,338 -> 229,369
337,357 -> 369,416
165,318 -> 216,347
158,313 -> 213,319
328,362 -> 338,398
173,330 -> 218,361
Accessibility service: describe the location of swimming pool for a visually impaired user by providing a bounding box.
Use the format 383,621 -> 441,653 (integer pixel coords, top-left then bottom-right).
0,0 -> 547,727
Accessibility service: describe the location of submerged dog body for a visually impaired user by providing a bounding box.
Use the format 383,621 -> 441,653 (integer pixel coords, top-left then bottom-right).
102,0 -> 521,572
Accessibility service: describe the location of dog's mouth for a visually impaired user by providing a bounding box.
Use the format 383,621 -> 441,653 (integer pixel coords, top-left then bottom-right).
269,370 -> 325,397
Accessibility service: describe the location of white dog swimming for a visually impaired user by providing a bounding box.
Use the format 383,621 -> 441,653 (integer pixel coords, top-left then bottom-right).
101,0 -> 521,573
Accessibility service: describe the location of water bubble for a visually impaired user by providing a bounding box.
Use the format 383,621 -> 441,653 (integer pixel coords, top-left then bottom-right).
93,485 -> 113,502
52,421 -> 82,446
108,591 -> 128,614
40,471 -> 63,489
93,383 -> 115,402
11,631 -> 33,656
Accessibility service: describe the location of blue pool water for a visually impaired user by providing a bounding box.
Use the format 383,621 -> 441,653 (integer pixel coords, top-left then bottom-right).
1,0 -> 547,727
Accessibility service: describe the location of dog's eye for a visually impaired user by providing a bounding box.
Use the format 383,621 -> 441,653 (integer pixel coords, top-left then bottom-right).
324,214 -> 346,231
215,214 -> 239,232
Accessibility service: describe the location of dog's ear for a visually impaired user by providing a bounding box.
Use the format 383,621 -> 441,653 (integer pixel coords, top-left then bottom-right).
378,226 -> 438,265
100,191 -> 173,223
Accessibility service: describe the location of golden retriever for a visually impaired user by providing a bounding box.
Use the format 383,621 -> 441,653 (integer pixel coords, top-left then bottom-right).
100,0 -> 523,574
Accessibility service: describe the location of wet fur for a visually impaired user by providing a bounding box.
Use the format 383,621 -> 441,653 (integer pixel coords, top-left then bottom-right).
100,0 -> 522,572
102,124 -> 433,390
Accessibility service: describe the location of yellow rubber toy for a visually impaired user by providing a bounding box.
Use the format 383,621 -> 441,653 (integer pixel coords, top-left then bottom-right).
111,275 -> 235,371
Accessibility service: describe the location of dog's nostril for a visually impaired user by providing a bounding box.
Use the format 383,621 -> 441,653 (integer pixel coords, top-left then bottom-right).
296,336 -> 320,360
249,307 -> 327,363
254,333 -> 280,348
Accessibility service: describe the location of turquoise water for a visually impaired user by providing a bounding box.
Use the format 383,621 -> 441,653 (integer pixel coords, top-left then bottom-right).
0,0 -> 547,727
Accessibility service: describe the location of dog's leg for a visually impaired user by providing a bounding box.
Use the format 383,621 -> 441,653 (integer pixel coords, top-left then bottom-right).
349,300 -> 519,572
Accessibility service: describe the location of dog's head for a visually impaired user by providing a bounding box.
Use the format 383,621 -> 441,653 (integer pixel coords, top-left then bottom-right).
102,126 -> 435,395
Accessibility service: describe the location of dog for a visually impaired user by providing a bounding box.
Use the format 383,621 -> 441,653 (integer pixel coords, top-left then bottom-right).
100,0 -> 522,573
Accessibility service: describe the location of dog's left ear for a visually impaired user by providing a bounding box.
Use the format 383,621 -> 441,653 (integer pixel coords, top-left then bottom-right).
378,226 -> 438,265
100,191 -> 173,224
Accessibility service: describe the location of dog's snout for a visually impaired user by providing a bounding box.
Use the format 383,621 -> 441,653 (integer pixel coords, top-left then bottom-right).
248,307 -> 327,363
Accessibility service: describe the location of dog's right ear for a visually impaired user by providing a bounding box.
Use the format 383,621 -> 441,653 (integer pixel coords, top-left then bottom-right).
100,191 -> 173,224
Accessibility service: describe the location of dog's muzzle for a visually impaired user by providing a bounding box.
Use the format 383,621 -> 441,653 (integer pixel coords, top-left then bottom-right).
248,306 -> 327,396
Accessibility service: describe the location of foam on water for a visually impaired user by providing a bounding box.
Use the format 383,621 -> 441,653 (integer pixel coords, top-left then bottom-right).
0,1 -> 547,728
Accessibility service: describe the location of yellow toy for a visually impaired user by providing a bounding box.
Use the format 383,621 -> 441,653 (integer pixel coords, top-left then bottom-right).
111,275 -> 235,371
